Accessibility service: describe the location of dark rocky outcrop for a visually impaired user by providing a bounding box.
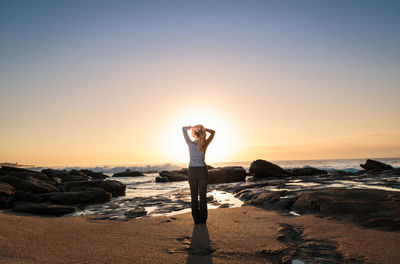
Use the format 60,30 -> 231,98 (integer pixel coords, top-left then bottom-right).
12,202 -> 75,216
249,159 -> 289,178
292,188 -> 400,230
0,174 -> 60,194
41,169 -> 69,178
360,159 -> 393,171
0,182 -> 16,208
14,190 -> 44,203
155,176 -> 169,183
99,180 -> 126,197
113,169 -> 144,177
61,170 -> 90,182
39,188 -> 111,205
0,166 -> 49,181
208,166 -> 246,184
0,167 -> 127,216
59,180 -> 126,197
125,207 -> 147,219
79,169 -> 108,179
59,180 -> 100,192
172,168 -> 188,175
286,167 -> 327,176
158,171 -> 188,182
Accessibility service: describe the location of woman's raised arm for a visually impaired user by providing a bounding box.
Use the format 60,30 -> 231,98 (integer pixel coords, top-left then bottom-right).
182,126 -> 193,144
205,128 -> 215,147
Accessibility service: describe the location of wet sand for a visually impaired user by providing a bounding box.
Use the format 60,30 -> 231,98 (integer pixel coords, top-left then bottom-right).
1,206 -> 399,264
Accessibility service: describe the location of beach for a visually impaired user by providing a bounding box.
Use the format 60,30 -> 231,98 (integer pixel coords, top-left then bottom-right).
1,206 -> 400,264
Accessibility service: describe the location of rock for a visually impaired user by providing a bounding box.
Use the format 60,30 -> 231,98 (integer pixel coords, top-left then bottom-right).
365,218 -> 400,230
158,171 -> 188,182
48,177 -> 62,185
61,172 -> 90,182
360,159 -> 393,171
292,188 -> 400,230
249,159 -> 289,178
41,169 -> 69,178
172,168 -> 188,175
0,166 -> 49,181
125,207 -> 147,219
14,190 -> 44,203
70,169 -> 87,176
39,188 -> 111,205
207,166 -> 246,184
248,192 -> 281,205
0,174 -> 60,194
59,180 -> 126,197
113,169 -> 144,177
79,169 -> 108,179
286,166 -> 327,176
58,180 -> 99,192
100,180 -> 126,196
12,201 -> 75,216
0,182 -> 16,208
156,176 -> 168,183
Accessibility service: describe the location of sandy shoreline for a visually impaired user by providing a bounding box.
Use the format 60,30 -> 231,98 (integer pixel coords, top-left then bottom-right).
1,206 -> 400,264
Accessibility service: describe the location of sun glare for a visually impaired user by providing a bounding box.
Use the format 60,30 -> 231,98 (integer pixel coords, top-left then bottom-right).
162,109 -> 237,164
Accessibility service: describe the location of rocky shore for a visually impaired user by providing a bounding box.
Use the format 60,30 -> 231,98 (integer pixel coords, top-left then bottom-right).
0,166 -> 126,215
1,159 -> 399,232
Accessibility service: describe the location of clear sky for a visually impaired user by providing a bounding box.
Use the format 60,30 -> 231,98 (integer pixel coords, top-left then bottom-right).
1,0 -> 399,166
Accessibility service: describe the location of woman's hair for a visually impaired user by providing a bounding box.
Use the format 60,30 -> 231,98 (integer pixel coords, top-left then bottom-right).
193,125 -> 207,152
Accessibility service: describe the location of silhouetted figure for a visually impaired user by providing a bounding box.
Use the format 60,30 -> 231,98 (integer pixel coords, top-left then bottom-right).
182,125 -> 215,224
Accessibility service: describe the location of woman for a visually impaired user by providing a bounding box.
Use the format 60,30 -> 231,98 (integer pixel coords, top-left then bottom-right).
182,124 -> 215,224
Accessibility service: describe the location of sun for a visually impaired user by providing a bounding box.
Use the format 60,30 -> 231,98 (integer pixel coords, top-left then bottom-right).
161,109 -> 238,164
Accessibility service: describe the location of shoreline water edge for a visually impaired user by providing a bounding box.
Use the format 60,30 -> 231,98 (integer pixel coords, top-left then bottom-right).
0,157 -> 398,227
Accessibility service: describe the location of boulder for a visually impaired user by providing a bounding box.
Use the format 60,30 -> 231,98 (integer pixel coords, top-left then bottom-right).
113,169 -> 144,177
249,159 -> 289,178
99,180 -> 126,197
155,176 -> 168,183
59,180 -> 100,192
41,169 -> 69,178
0,174 -> 60,194
0,166 -> 49,181
158,171 -> 188,182
360,159 -> 393,171
247,192 -> 281,205
12,202 -> 75,216
292,188 -> 400,230
79,169 -> 108,179
286,166 -> 327,176
208,166 -> 246,184
0,182 -> 16,208
59,180 -> 126,197
172,168 -> 188,175
39,188 -> 111,205
125,207 -> 147,219
61,171 -> 90,182
14,190 -> 44,203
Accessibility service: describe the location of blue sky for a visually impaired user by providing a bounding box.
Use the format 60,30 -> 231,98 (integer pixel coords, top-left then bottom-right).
1,0 -> 399,165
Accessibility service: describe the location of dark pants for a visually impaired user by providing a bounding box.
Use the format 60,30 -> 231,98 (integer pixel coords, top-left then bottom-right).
188,166 -> 208,223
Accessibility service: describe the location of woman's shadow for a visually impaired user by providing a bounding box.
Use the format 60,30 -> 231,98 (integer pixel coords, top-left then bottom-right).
185,224 -> 214,264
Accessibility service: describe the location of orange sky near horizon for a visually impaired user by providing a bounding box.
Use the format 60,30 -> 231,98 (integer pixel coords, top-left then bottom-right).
1,1 -> 400,166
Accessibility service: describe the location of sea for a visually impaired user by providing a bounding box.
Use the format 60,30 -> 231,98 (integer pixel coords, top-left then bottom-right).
29,157 -> 400,219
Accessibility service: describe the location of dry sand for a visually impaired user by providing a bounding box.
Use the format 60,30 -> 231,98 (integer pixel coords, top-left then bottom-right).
1,206 -> 400,264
